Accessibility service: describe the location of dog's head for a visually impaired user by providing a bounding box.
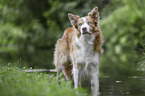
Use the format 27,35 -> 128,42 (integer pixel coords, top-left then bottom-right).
68,7 -> 99,37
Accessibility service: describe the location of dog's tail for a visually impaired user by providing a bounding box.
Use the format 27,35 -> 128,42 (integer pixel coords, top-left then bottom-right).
53,39 -> 69,70
53,39 -> 60,69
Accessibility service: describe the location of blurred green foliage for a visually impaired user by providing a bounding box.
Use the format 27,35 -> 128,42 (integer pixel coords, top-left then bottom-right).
100,0 -> 145,77
0,0 -> 144,77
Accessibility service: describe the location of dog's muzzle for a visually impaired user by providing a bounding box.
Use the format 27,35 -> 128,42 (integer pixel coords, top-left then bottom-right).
82,27 -> 91,35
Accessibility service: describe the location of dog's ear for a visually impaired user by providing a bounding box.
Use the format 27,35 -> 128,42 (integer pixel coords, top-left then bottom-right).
88,7 -> 99,22
68,13 -> 79,27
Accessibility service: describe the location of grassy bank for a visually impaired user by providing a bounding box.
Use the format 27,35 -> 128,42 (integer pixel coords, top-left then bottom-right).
0,64 -> 87,96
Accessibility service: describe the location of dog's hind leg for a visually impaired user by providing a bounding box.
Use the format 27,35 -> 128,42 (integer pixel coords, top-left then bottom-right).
56,65 -> 65,81
63,64 -> 72,81
56,70 -> 59,81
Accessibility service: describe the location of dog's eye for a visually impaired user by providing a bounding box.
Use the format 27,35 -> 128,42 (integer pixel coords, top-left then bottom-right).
88,22 -> 92,25
79,23 -> 82,26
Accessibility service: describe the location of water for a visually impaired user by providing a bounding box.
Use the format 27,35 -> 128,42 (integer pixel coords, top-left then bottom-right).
99,77 -> 145,96
0,50 -> 54,69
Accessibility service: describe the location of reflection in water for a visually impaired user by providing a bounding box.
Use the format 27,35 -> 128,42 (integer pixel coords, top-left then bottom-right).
80,77 -> 145,96
0,50 -> 54,69
99,77 -> 145,96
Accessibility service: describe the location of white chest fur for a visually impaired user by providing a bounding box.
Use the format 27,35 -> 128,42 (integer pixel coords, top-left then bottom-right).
75,35 -> 99,65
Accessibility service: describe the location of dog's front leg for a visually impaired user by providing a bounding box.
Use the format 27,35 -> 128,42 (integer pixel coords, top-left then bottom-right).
91,64 -> 99,96
73,64 -> 80,89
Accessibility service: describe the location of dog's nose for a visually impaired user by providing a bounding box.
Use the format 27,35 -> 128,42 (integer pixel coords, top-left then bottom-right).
82,27 -> 87,31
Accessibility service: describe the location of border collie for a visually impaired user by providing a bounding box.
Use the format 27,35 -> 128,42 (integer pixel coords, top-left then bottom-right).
53,7 -> 103,96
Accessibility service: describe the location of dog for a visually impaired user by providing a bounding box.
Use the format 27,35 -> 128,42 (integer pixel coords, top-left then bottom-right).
53,7 -> 103,96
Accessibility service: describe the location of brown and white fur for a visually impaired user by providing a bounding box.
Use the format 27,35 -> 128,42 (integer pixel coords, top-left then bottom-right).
53,7 -> 103,96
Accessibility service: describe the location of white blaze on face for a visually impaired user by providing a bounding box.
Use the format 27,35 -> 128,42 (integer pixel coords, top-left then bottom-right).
81,17 -> 91,35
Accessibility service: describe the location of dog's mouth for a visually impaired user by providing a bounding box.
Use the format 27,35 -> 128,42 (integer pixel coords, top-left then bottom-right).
82,31 -> 91,35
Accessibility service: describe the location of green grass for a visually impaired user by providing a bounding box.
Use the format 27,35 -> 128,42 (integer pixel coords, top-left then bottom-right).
0,64 -> 87,96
